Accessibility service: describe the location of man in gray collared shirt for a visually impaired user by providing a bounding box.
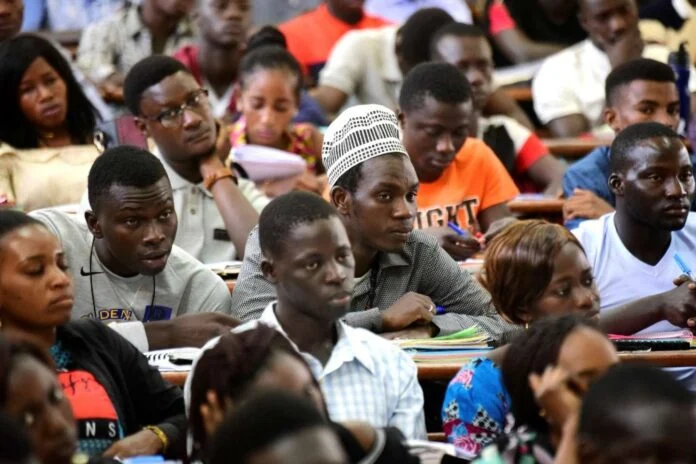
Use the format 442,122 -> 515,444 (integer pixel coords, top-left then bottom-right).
231,104 -> 515,344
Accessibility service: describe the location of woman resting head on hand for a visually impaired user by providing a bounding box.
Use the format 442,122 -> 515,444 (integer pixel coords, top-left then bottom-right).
470,314 -> 619,463
442,220 -> 600,454
0,34 -> 97,149
0,210 -> 186,460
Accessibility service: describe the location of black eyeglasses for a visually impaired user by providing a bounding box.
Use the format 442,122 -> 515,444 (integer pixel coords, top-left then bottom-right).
145,89 -> 210,128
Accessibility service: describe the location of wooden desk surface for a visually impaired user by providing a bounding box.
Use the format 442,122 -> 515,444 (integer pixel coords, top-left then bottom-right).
543,138 -> 605,159
417,350 -> 696,381
161,350 -> 696,386
508,198 -> 565,214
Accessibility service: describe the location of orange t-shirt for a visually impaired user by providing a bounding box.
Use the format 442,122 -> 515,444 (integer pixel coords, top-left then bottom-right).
278,4 -> 390,82
416,138 -> 520,230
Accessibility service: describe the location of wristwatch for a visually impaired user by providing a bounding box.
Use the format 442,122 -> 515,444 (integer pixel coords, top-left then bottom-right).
203,167 -> 237,190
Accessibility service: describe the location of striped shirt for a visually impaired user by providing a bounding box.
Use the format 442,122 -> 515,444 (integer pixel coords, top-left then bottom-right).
186,302 -> 427,440
230,227 -> 516,344
76,2 -> 195,83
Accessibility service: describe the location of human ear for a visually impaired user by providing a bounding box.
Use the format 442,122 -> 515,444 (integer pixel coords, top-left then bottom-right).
330,187 -> 351,216
608,174 -> 623,196
603,107 -> 619,132
85,211 -> 104,239
133,117 -> 150,137
261,259 -> 278,284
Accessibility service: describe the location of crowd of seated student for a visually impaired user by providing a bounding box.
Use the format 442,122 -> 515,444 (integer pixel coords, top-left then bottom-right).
2,0 -> 696,463
442,215 -> 696,453
533,0 -> 696,138
231,104 -> 512,341
563,58 -> 686,226
190,191 -> 428,439
0,214 -> 186,459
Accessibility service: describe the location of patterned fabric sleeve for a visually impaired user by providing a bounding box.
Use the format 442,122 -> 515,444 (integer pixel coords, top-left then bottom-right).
441,358 -> 511,457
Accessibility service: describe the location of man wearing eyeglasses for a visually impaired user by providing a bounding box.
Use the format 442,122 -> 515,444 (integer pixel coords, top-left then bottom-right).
121,55 -> 268,263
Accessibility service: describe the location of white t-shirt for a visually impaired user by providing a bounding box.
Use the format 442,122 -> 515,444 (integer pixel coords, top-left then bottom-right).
573,212 -> 696,389
318,26 -> 403,112
533,40 -> 696,129
31,209 -> 233,352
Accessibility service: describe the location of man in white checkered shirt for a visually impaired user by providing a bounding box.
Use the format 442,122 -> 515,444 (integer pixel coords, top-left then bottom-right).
231,104 -> 517,344
186,191 -> 427,440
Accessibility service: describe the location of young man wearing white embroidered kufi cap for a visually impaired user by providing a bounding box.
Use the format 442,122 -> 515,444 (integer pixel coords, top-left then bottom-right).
230,104 -> 513,343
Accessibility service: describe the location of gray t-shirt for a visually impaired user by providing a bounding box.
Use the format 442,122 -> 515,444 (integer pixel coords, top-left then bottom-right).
31,210 -> 232,352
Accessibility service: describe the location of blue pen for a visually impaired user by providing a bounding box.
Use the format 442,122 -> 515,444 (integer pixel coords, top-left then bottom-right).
435,306 -> 446,315
674,253 -> 694,280
447,222 -> 467,236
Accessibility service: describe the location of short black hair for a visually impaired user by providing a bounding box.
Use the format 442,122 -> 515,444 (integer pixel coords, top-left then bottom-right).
399,62 -> 472,113
124,55 -> 192,116
0,210 -> 45,245
502,313 -> 599,435
430,22 -> 486,60
87,145 -> 169,212
259,191 -> 339,258
398,8 -> 454,70
239,40 -> 302,101
605,58 -> 676,106
579,364 -> 693,447
189,324 -> 319,459
609,122 -> 683,173
0,34 -> 98,149
208,389 -> 329,464
246,25 -> 287,50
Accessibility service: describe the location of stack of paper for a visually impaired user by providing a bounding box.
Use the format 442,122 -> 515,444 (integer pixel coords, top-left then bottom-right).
145,347 -> 200,372
609,329 -> 695,349
396,326 -> 492,364
205,261 -> 243,279
609,329 -> 694,340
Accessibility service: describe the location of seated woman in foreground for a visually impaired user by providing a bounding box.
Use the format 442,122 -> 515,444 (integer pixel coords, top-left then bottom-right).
0,334 -> 122,464
0,210 -> 186,459
442,220 -> 600,454
472,314 -> 619,463
0,34 -> 101,211
188,324 -> 417,463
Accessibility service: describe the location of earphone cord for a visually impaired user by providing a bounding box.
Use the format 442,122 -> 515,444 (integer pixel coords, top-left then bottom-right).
89,238 -> 155,320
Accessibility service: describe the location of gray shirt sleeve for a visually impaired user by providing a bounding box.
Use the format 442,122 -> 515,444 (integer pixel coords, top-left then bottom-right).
417,239 -> 516,344
230,226 -> 277,322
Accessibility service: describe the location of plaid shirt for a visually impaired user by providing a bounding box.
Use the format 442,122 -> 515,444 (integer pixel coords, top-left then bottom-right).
186,302 -> 427,440
76,2 -> 195,83
231,226 -> 516,344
